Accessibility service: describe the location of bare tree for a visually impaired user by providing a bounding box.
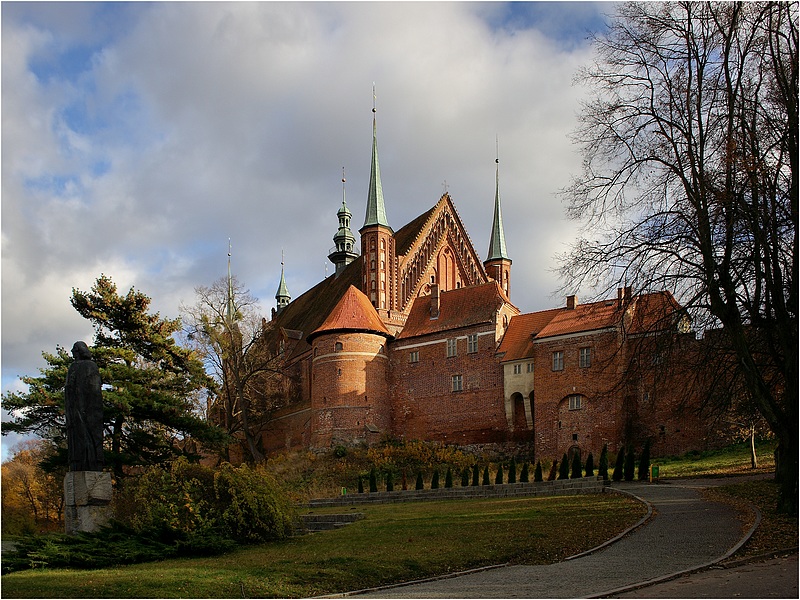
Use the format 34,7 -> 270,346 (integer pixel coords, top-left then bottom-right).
182,277 -> 292,463
561,2 -> 797,513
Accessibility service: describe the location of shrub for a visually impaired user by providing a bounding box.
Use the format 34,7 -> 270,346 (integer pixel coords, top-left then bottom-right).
534,460 -> 543,482
612,449 -> 625,482
558,453 -> 570,479
598,444 -> 609,481
520,462 -> 530,483
445,467 -> 453,488
482,466 -> 491,485
431,469 -> 440,489
509,458 -> 517,484
638,439 -> 651,481
332,445 -> 348,458
461,467 -> 470,487
369,468 -> 378,493
495,464 -> 504,484
624,446 -> 636,481
585,453 -> 595,478
415,471 -> 424,490
548,460 -> 558,481
571,453 -> 583,478
472,465 -> 480,486
385,471 -> 394,492
357,477 -> 364,494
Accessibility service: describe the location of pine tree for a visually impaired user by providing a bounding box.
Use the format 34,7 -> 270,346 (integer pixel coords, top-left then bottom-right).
369,468 -> 378,493
445,467 -> 453,488
386,471 -> 394,492
509,458 -> 517,483
585,453 -> 595,478
599,444 -> 610,481
431,468 -> 440,489
624,446 -> 636,481
612,449 -> 625,482
571,452 -> 583,478
548,460 -> 558,481
472,464 -> 480,486
534,460 -> 543,482
415,471 -> 424,490
520,462 -> 530,483
482,466 -> 490,485
495,464 -> 504,484
358,476 -> 364,494
638,439 -> 651,481
462,467 -> 470,487
558,453 -> 570,479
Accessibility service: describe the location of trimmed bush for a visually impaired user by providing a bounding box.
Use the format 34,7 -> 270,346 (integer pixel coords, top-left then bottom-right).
385,471 -> 394,492
495,464 -> 504,484
585,453 -> 595,478
624,446 -> 636,481
461,467 -> 470,487
509,458 -> 517,484
599,444 -> 610,481
357,477 -> 364,494
520,462 -> 530,483
558,453 -> 570,479
369,468 -> 378,493
612,449 -> 625,482
534,460 -> 543,482
548,460 -> 558,481
472,464 -> 480,486
570,453 -> 583,478
445,467 -> 453,488
415,471 -> 424,490
482,466 -> 490,486
431,469 -> 440,489
638,439 -> 651,481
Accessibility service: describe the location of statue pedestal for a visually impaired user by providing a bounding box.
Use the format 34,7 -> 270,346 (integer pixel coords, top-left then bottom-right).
64,471 -> 113,534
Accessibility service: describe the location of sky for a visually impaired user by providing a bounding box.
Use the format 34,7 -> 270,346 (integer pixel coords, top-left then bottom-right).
1,1 -> 612,459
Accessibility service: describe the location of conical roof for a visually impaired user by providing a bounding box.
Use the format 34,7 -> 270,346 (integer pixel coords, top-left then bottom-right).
308,285 -> 391,341
486,159 -> 510,261
362,114 -> 391,231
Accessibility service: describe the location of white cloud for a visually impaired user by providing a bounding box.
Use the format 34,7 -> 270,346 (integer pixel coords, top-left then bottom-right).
2,2 -> 605,401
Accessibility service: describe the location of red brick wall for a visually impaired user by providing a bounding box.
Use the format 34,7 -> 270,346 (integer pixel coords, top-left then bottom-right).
309,331 -> 391,449
390,324 -> 509,444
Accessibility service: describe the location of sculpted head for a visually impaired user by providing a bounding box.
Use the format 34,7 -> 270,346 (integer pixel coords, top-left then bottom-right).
71,341 -> 92,361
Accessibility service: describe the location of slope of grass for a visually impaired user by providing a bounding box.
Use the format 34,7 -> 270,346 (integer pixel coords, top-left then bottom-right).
653,439 -> 776,479
1,493 -> 643,598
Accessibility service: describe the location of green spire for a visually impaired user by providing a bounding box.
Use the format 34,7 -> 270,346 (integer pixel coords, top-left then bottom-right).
362,87 -> 391,231
487,157 -> 509,261
275,253 -> 290,313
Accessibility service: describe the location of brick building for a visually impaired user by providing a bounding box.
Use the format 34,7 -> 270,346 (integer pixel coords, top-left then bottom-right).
244,109 -> 709,462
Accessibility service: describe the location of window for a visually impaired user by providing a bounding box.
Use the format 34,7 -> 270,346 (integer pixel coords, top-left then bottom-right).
552,351 -> 564,371
334,342 -> 343,352
513,364 -> 522,374
409,351 -> 419,363
451,374 -> 463,392
446,338 -> 457,357
467,334 -> 478,353
526,362 -> 533,373
579,347 -> 591,368
568,394 -> 584,410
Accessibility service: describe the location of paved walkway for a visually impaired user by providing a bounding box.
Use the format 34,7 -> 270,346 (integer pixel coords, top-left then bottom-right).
349,479 -> 773,598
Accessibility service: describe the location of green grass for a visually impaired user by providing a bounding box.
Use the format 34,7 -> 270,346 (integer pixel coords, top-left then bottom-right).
1,493 -> 643,598
652,439 -> 776,479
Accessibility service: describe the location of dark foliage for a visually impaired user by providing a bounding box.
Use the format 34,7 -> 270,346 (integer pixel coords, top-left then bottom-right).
612,449 -> 625,482
599,444 -> 609,481
585,453 -> 595,478
558,453 -> 570,479
624,447 -> 636,482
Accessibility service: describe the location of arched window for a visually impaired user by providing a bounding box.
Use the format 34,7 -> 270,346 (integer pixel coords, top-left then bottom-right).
335,342 -> 343,352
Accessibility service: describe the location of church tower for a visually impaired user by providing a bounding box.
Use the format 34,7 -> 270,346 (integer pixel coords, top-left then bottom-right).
275,256 -> 291,315
359,92 -> 397,314
328,169 -> 360,276
484,156 -> 512,297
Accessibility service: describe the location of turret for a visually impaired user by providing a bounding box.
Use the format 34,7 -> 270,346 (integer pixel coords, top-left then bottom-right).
328,169 -> 360,276
275,257 -> 290,315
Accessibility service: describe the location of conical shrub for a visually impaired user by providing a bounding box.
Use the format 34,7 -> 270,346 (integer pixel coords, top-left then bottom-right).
638,439 -> 651,481
612,449 -> 624,482
509,458 -> 517,484
520,462 -> 530,483
369,468 -> 378,493
415,471 -> 424,490
534,460 -> 543,482
585,453 -> 595,478
570,453 -> 583,478
445,467 -> 453,488
599,444 -> 609,481
558,453 -> 570,479
431,469 -> 440,489
624,446 -> 636,481
482,466 -> 490,485
495,464 -> 504,484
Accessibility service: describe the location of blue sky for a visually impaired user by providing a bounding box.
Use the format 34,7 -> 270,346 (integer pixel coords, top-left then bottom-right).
1,1 -> 611,459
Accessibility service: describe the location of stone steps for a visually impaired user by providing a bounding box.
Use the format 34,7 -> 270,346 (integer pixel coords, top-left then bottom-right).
295,511 -> 365,534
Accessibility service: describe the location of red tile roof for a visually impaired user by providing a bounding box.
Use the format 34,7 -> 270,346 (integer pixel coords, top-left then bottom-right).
497,291 -> 684,362
398,281 -> 514,339
308,285 -> 391,341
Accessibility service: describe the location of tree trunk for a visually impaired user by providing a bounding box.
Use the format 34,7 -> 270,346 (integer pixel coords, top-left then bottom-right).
775,431 -> 799,515
750,425 -> 757,469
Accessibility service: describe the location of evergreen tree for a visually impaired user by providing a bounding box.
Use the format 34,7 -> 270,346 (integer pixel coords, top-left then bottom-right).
612,449 -> 625,482
570,452 -> 583,478
534,460 -> 543,482
358,476 -> 364,494
472,464 -> 480,486
431,468 -> 440,489
624,446 -> 636,481
558,453 -> 570,479
638,439 -> 652,481
386,471 -> 394,492
369,468 -> 378,493
509,458 -> 517,483
520,462 -> 530,483
415,471 -> 424,490
445,467 -> 453,488
495,464 -> 504,484
1,275 -> 227,479
461,467 -> 470,487
598,444 -> 610,481
482,466 -> 490,485
585,453 -> 595,478
548,460 -> 558,481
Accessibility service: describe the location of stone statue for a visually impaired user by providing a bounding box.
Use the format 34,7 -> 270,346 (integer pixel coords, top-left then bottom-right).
65,341 -> 104,471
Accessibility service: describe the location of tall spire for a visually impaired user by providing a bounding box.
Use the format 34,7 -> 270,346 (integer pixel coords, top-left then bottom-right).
486,147 -> 509,262
275,251 -> 290,314
329,167 -> 359,276
362,84 -> 391,231
226,239 -> 236,322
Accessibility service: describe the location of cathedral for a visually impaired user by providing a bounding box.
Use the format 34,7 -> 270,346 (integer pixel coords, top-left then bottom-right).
256,109 -> 709,462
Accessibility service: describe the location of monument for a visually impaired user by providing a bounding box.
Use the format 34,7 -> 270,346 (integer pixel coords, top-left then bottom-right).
64,341 -> 112,534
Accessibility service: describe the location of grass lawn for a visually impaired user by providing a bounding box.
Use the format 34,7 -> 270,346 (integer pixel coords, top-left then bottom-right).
653,439 -> 776,479
1,493 -> 643,598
